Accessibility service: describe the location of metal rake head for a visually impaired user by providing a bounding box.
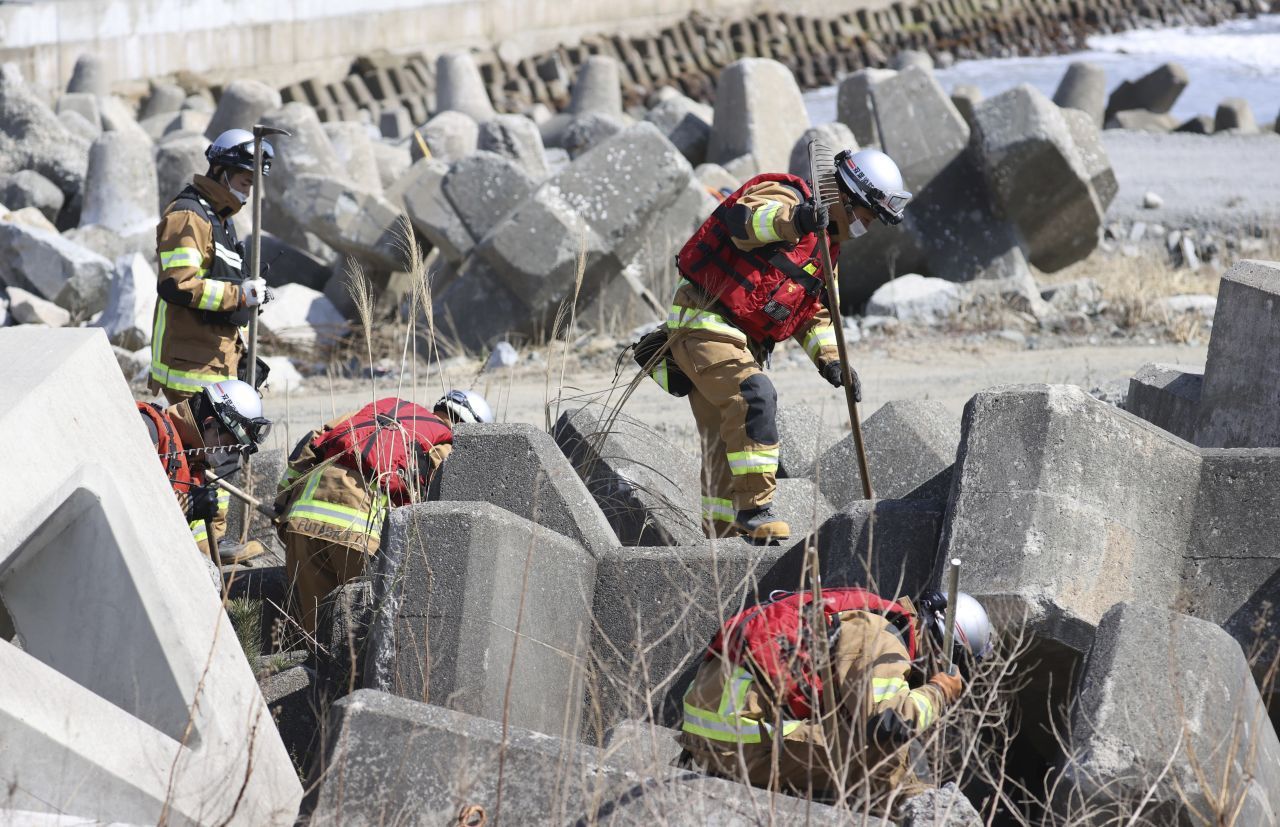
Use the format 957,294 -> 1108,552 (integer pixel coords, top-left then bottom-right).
807,139 -> 841,209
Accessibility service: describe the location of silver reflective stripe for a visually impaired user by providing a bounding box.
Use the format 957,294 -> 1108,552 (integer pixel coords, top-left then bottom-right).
214,242 -> 242,270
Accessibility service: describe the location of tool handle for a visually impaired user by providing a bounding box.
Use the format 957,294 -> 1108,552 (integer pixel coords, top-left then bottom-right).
942,558 -> 961,676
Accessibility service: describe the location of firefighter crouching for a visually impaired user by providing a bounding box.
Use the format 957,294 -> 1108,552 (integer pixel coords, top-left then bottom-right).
679,588 -> 993,810
641,149 -> 912,543
138,379 -> 272,562
150,129 -> 276,404
277,390 -> 494,636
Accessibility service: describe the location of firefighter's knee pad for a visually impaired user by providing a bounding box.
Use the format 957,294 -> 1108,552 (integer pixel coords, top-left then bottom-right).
739,373 -> 778,444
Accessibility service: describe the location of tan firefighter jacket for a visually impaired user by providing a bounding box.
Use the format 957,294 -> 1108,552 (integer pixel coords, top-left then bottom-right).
667,179 -> 844,368
149,174 -> 248,396
275,411 -> 454,555
679,607 -> 951,796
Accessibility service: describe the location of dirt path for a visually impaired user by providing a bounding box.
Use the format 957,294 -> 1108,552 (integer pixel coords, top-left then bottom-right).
259,339 -> 1207,455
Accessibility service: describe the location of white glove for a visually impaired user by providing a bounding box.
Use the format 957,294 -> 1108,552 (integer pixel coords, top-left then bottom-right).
241,278 -> 273,308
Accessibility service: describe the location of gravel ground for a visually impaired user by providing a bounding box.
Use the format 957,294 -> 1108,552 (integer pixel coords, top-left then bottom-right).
1102,130 -> 1280,232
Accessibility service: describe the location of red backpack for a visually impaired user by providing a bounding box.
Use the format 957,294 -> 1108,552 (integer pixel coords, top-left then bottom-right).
310,398 -> 453,505
707,588 -> 918,719
138,402 -> 194,498
676,172 -> 840,344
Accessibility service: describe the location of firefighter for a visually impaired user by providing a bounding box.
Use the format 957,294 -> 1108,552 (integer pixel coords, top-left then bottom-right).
662,149 -> 912,542
138,379 -> 272,562
679,588 -> 993,809
278,390 -> 493,636
150,129 -> 276,404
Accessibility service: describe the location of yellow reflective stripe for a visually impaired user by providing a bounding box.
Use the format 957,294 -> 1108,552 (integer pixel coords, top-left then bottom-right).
803,261 -> 818,275
651,362 -> 670,392
872,676 -> 908,702
682,666 -> 802,743
160,246 -> 203,270
198,278 -> 226,311
802,324 -> 836,361
700,496 -> 734,523
666,304 -> 747,343
910,689 -> 936,728
189,520 -> 208,542
726,449 -> 780,475
285,471 -> 389,539
149,300 -> 233,393
752,203 -> 783,243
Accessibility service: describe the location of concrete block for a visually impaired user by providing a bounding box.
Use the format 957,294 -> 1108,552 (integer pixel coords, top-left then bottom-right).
837,216 -> 931,308
398,157 -> 472,267
257,102 -> 343,195
96,95 -> 149,142
80,131 -> 158,237
871,67 -> 969,190
59,92 -> 102,128
562,112 -> 627,158
376,104 -> 410,140
435,50 -> 496,122
222,447 -> 286,554
972,84 -> 1104,273
950,84 -> 983,129
182,92 -> 215,113
553,404 -> 703,546
419,109 -> 479,163
1186,449 -> 1280,623
939,385 -> 1199,654
1062,604 -> 1280,823
1125,362 -> 1203,443
91,252 -> 155,350
708,58 -> 810,174
1106,109 -> 1179,132
429,256 -> 528,352
836,68 -> 895,147
313,577 -> 373,693
205,79 -> 284,139
1176,114 -> 1215,134
1060,107 -> 1118,211
769,477 -> 837,542
311,689 -> 852,824
1052,61 -> 1107,127
818,399 -> 960,507
866,274 -> 961,324
0,72 -> 91,199
369,140 -> 410,193
279,174 -> 406,271
65,54 -> 108,97
259,665 -> 320,771
1225,565 -> 1280,711
760,498 -> 946,600
429,422 -> 619,556
1104,62 -> 1189,120
1215,96 -> 1259,134
259,231 -> 331,290
363,502 -> 597,737
0,170 -> 64,224
477,113 -> 550,178
140,82 -> 186,120
58,109 -> 100,143
61,223 -> 148,266
1195,261 -> 1280,448
442,150 -> 537,242
775,401 -> 828,480
788,121 -> 857,179
568,55 -> 624,117
6,285 -> 70,327
644,92 -> 713,166
0,220 -> 112,316
0,328 -> 300,824
601,720 -> 684,774
257,283 -> 346,347
321,121 -> 382,195
154,132 -> 207,211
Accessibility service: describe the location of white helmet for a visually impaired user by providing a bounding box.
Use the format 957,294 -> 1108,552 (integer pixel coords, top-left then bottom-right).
435,389 -> 494,424
201,379 -> 271,447
919,590 -> 994,665
836,148 -> 912,227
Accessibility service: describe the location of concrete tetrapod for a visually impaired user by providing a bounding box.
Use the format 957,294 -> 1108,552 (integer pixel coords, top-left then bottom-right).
0,328 -> 300,825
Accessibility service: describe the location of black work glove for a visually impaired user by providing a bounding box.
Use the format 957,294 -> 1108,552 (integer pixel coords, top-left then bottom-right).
821,361 -> 861,402
186,484 -> 220,523
793,199 -> 830,236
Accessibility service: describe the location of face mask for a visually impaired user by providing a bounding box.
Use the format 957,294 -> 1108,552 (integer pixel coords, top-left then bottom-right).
848,217 -> 869,238
230,187 -> 250,205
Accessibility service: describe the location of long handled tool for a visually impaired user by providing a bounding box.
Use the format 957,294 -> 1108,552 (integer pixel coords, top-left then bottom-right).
239,124 -> 290,542
941,558 -> 962,676
205,469 -> 280,524
807,140 -> 873,500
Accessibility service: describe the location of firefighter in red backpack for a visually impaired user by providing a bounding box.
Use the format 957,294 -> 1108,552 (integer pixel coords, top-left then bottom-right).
138,379 -> 273,562
679,587 -> 992,808
659,149 -> 912,543
277,389 -> 494,636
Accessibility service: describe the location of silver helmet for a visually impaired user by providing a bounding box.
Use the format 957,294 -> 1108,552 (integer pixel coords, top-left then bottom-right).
206,129 -> 273,176
836,148 -> 912,228
435,389 -> 494,424
921,590 -> 994,664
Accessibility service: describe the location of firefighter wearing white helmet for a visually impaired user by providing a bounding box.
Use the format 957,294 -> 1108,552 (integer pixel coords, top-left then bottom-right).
149,128 -> 278,404
276,394 -> 489,636
138,379 -> 272,563
654,146 -> 912,544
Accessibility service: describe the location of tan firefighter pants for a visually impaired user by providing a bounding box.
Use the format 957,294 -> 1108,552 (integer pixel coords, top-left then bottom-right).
285,531 -> 372,637
668,331 -> 780,538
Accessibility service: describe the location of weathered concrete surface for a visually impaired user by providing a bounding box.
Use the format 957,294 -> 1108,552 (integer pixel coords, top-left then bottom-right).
435,50 -> 496,123
567,55 -> 623,117
419,109 -> 479,163
441,150 -> 537,242
92,252 -> 155,350
553,404 -> 703,546
0,170 -> 64,224
0,72 -> 90,199
363,502 -> 596,738
80,131 -> 158,238
1104,62 -> 1189,121
1215,97 -> 1259,134
939,385 -> 1199,654
477,113 -> 549,178
0,219 -> 112,316
774,401 -> 828,480
644,92 -> 713,167
1125,362 -> 1203,443
836,68 -> 895,147
601,719 -> 684,775
1062,604 -> 1280,823
205,79 -> 283,139
707,58 -> 809,175
398,157 -> 473,266
1052,61 -> 1108,127
817,399 -> 961,507
430,422 -> 619,556
279,173 -> 406,271
0,328 -> 300,824
1225,566 -> 1280,715
1194,261 -> 1280,449
310,689 -> 855,825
